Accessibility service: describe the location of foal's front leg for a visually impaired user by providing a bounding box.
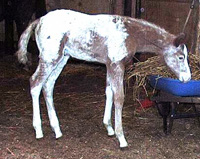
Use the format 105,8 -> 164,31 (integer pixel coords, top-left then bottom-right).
111,63 -> 128,148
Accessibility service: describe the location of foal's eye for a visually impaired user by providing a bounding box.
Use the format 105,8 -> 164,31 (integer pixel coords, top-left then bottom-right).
178,55 -> 184,60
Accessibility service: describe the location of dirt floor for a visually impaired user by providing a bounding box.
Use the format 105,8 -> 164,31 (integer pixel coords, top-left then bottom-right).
1,54 -> 200,159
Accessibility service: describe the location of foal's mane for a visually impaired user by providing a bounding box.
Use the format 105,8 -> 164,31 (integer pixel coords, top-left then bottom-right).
125,17 -> 175,50
136,18 -> 168,35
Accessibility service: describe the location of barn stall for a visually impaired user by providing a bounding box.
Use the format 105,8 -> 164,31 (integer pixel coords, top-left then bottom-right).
1,0 -> 200,158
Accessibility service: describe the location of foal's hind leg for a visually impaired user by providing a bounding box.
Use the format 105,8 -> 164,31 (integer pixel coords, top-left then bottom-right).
103,68 -> 115,136
42,56 -> 69,138
30,61 -> 55,138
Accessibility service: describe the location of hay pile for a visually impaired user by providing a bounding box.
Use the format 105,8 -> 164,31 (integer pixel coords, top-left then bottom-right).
127,54 -> 200,80
126,54 -> 200,99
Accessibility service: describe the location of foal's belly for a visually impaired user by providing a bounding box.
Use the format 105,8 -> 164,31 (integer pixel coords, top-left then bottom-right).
64,36 -> 108,64
64,46 -> 105,63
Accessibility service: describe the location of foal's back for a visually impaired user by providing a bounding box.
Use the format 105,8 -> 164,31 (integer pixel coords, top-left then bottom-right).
36,10 -> 132,64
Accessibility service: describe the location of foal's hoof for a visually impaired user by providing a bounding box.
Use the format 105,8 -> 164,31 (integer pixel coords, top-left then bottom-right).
120,146 -> 129,151
120,142 -> 128,148
118,136 -> 128,148
108,131 -> 115,137
55,132 -> 63,139
107,127 -> 115,136
36,133 -> 44,139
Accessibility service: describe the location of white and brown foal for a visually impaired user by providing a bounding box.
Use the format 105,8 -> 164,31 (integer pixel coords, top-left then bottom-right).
16,9 -> 191,148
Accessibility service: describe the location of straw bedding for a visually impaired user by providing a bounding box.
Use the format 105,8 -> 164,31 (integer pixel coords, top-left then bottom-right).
126,54 -> 200,99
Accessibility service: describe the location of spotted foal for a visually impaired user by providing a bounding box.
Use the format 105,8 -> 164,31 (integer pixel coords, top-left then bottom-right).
16,9 -> 191,148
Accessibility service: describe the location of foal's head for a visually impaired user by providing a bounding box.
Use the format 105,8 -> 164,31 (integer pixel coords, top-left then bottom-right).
163,33 -> 191,82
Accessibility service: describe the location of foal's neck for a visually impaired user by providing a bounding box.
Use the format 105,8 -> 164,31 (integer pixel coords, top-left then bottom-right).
125,17 -> 175,54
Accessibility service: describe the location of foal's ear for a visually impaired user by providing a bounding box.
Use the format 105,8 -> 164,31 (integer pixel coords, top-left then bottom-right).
173,33 -> 186,47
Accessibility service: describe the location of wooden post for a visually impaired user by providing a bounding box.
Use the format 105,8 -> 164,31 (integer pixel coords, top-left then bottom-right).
131,0 -> 137,17
124,0 -> 132,16
113,0 -> 124,15
112,0 -> 137,17
5,0 -> 14,54
123,0 -> 136,17
195,2 -> 200,56
192,0 -> 199,55
109,0 -> 115,14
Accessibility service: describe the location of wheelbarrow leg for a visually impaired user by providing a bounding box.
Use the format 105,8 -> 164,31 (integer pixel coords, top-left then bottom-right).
156,102 -> 171,134
168,102 -> 176,134
163,116 -> 168,134
192,104 -> 200,127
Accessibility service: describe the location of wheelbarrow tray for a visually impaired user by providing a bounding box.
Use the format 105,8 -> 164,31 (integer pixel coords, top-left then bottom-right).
148,75 -> 200,96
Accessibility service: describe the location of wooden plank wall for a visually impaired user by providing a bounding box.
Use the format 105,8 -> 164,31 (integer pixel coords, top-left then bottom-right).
0,21 -> 5,41
140,0 -> 196,51
0,0 -> 114,43
1,0 -> 198,55
1,0 -> 135,43
46,0 -> 112,14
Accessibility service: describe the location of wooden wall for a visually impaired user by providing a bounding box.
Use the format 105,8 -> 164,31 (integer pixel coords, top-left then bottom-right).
1,0 -> 198,55
0,21 -> 5,41
140,0 -> 197,52
45,0 -> 112,14
0,0 -> 115,42
45,0 -> 198,52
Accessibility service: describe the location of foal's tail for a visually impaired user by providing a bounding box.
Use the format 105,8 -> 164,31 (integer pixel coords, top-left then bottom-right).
15,19 -> 40,65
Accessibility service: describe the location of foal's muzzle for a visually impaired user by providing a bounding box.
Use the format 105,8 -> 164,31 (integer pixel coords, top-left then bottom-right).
179,72 -> 191,83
